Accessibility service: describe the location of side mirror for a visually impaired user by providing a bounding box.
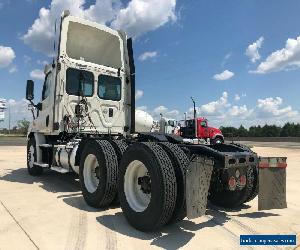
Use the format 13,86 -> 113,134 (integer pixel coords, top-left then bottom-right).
26,80 -> 34,101
36,102 -> 43,111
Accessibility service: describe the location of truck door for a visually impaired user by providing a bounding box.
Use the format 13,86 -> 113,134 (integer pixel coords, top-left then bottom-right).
199,120 -> 209,138
35,71 -> 54,133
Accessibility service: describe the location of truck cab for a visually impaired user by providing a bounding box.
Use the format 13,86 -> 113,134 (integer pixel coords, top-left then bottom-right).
26,12 -> 134,137
180,117 -> 224,144
159,117 -> 176,134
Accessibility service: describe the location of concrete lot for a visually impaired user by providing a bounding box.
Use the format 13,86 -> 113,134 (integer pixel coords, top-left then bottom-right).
0,146 -> 299,250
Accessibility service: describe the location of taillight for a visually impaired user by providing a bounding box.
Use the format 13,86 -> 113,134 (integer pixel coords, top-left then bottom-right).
238,175 -> 246,187
228,177 -> 237,191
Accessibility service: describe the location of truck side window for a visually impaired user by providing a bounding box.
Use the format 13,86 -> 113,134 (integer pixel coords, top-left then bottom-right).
201,121 -> 207,127
98,75 -> 121,101
66,68 -> 94,97
42,72 -> 52,101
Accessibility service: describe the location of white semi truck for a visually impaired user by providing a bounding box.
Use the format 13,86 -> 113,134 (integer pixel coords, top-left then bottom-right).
26,11 -> 287,231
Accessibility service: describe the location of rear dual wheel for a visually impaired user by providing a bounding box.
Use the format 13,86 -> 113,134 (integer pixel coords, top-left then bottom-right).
79,139 -> 118,208
80,140 -> 189,231
158,142 -> 189,223
118,142 -> 177,231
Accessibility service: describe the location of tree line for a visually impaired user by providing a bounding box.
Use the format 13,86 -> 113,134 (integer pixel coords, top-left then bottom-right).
220,123 -> 300,137
0,119 -> 30,135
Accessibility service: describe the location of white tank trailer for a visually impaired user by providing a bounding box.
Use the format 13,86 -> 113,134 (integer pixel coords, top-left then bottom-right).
25,11 -> 288,232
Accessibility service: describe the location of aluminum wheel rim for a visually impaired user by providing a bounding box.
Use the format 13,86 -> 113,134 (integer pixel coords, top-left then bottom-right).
124,160 -> 151,212
28,145 -> 35,168
83,154 -> 100,193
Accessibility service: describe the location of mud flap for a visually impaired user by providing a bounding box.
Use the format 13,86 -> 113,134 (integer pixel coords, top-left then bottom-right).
186,157 -> 214,219
258,157 -> 287,210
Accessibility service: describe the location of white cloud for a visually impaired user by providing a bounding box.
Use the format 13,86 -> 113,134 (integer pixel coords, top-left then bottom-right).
221,52 -> 232,67
197,92 -> 230,117
234,93 -> 247,101
9,65 -> 18,74
251,35 -> 300,74
234,94 -> 240,101
23,55 -> 32,64
136,105 -> 147,111
153,105 -> 168,115
138,51 -> 158,61
165,109 -> 179,118
256,97 -> 297,118
37,60 -> 48,65
152,105 -> 179,120
0,46 -> 15,68
228,105 -> 253,118
213,70 -> 234,81
30,69 -> 45,80
135,89 -> 144,100
111,0 -> 176,38
245,36 -> 264,63
22,0 -> 177,56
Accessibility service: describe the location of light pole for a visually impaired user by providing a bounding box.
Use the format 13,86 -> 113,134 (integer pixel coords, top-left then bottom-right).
8,103 -> 11,134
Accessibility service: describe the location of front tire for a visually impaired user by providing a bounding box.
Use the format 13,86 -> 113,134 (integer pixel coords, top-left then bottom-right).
118,142 -> 177,231
27,137 -> 43,176
79,140 -> 118,208
211,137 -> 224,145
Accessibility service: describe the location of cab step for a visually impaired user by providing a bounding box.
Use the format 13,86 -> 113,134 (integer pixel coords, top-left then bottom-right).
33,162 -> 49,168
50,166 -> 70,174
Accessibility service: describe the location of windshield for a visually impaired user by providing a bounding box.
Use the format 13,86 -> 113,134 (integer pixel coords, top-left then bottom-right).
66,68 -> 94,96
168,120 -> 175,127
66,21 -> 122,69
98,75 -> 121,101
186,120 -> 195,127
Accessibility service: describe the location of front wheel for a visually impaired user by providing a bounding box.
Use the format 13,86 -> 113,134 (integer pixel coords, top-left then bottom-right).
211,137 -> 224,145
27,137 -> 43,176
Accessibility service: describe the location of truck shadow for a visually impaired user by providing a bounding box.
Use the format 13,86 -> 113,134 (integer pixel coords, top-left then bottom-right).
0,167 -> 81,193
0,167 -> 122,212
95,206 -> 280,249
96,210 -> 231,250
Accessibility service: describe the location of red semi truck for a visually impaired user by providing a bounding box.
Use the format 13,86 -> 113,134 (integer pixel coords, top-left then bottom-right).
179,117 -> 224,144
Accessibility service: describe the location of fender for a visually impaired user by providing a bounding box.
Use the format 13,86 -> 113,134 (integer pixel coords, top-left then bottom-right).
74,137 -> 89,166
28,132 -> 46,163
211,133 -> 224,140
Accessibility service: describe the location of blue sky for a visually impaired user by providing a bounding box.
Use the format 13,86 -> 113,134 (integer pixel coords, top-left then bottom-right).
0,0 -> 300,128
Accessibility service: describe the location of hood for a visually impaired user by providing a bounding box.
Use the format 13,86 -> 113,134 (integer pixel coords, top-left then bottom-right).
208,126 -> 223,135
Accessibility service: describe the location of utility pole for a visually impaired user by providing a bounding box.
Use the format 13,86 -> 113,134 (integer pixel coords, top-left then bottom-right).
191,97 -> 197,138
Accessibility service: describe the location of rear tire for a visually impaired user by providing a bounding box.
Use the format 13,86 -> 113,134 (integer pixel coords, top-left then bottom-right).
79,139 -> 118,208
158,142 -> 189,223
244,166 -> 259,203
118,142 -> 177,231
209,166 -> 256,208
109,140 -> 128,205
27,137 -> 43,176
